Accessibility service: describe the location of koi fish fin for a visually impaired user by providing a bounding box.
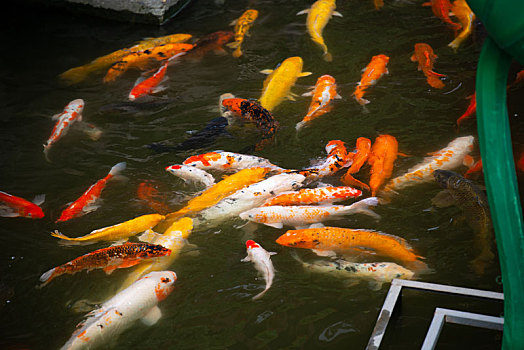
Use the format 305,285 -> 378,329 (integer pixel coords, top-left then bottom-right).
333,11 -> 343,17
51,113 -> 62,120
138,229 -> 162,243
357,97 -> 370,105
301,91 -> 313,97
295,225 -> 311,230
286,94 -> 296,101
427,70 -> 446,78
264,222 -> 283,229
312,249 -> 337,258
269,252 -> 277,256
410,54 -> 417,62
229,18 -> 238,26
335,93 -> 342,99
299,71 -> 313,77
39,267 -> 57,284
32,194 -> 46,206
296,9 -> 310,15
340,173 -> 371,192
103,265 -> 118,275
323,52 -> 333,62
426,75 -> 445,89
82,203 -> 101,214
76,122 -> 103,141
431,190 -> 455,208
397,152 -> 411,157
0,206 -> 20,217
141,306 -> 162,326
309,223 -> 325,229
241,255 -> 252,262
348,197 -> 380,219
260,69 -> 274,75
226,41 -> 241,49
232,47 -> 243,58
151,84 -> 169,94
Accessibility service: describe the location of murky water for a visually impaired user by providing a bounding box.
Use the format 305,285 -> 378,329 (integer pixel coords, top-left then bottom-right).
1,0 -> 522,349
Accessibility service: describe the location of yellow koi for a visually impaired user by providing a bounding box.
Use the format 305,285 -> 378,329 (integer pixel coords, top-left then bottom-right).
59,33 -> 192,85
51,213 -> 165,243
448,0 -> 475,51
259,56 -> 312,112
297,0 -> 342,62
226,9 -> 259,58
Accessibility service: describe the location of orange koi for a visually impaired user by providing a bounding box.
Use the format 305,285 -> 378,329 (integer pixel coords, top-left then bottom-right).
423,0 -> 462,32
227,9 -> 259,58
341,137 -> 372,191
353,54 -> 389,105
299,140 -> 352,180
456,92 -> 476,130
463,156 -> 483,178
56,162 -> 126,223
104,43 -> 194,83
368,135 -> 399,196
128,63 -> 168,101
448,0 -> 475,51
39,242 -> 171,286
296,74 -> 341,131
0,191 -> 44,219
263,186 -> 361,207
137,181 -> 171,214
186,31 -> 234,60
411,43 -> 446,89
276,226 -> 426,268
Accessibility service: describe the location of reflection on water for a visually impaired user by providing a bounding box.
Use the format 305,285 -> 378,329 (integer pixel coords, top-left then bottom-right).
1,0 -> 521,349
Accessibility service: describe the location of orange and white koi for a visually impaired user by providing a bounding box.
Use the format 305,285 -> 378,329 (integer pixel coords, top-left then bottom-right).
43,99 -> 84,161
239,197 -> 379,229
340,137 -> 372,191
227,9 -> 259,58
262,186 -> 361,207
183,151 -> 283,173
166,164 -> 215,189
456,92 -> 476,130
296,75 -> 341,131
353,54 -> 389,105
60,271 -> 176,350
241,240 -> 276,300
424,0 -> 462,32
382,135 -> 474,195
411,43 -> 446,89
39,242 -> 171,286
51,213 -> 165,244
297,0 -> 342,62
299,140 -> 352,180
276,226 -> 425,268
56,162 -> 126,223
368,135 -> 399,196
448,0 -> 475,51
0,191 -> 44,219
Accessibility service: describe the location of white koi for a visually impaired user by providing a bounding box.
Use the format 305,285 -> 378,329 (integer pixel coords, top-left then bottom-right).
183,151 -> 284,173
165,164 -> 215,189
241,240 -> 276,300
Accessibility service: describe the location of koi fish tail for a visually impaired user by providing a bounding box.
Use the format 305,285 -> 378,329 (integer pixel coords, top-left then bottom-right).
43,145 -> 51,163
427,69 -> 446,78
347,197 -> 381,219
252,285 -> 270,300
39,267 -> 58,285
50,230 -> 76,241
232,47 -> 243,58
295,120 -> 307,132
58,65 -> 95,85
426,74 -> 445,89
109,162 -> 127,176
323,51 -> 333,62
340,173 -> 370,192
226,41 -> 241,49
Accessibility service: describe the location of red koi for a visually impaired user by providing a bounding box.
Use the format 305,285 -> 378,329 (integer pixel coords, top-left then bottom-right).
341,137 -> 372,191
456,92 -> 476,130
0,191 -> 44,219
137,181 -> 171,214
424,0 -> 462,33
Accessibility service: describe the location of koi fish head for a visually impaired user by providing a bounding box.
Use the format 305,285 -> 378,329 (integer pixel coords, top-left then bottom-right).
137,244 -> 172,259
373,54 -> 390,65
141,271 -> 177,302
246,240 -> 260,249
282,56 -> 304,71
244,9 -> 259,21
183,152 -> 222,167
318,74 -> 336,85
65,99 -> 85,114
25,205 -> 45,219
433,169 -> 460,189
221,98 -> 244,117
325,140 -> 346,154
275,230 -> 318,249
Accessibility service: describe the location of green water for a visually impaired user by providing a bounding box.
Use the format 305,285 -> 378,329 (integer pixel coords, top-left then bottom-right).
2,0 -> 522,349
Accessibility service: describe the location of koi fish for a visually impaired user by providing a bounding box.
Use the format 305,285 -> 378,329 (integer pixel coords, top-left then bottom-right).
162,167 -> 270,225
424,0 -> 462,32
299,140 -> 352,180
297,0 -> 342,62
103,43 -> 194,83
463,155 -> 482,178
241,240 -> 276,300
43,99 -> 84,161
120,218 -> 193,290
291,252 -> 414,288
56,162 -> 126,223
448,0 -> 475,51
239,197 -> 379,229
183,151 -> 283,173
195,173 -> 305,228
341,137 -> 372,191
456,92 -> 476,130
353,54 -> 389,105
433,170 -> 493,274
296,75 -> 341,131
262,186 -> 361,207
382,135 -> 474,195
51,213 -> 165,244
373,0 -> 384,10
166,164 -> 215,189
220,98 -> 279,150
226,9 -> 259,58
137,181 -> 171,214
186,31 -> 234,60
128,62 -> 168,101
411,43 -> 446,89
277,226 -> 425,268
39,243 -> 171,286
0,191 -> 44,219
368,135 -> 399,196
60,271 -> 176,350
259,56 -> 312,111
58,33 -> 192,85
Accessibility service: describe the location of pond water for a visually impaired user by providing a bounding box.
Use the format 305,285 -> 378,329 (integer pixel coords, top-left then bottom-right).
1,0 -> 522,349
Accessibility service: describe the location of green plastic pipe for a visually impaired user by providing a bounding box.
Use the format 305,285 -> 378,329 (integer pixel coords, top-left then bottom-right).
476,36 -> 524,349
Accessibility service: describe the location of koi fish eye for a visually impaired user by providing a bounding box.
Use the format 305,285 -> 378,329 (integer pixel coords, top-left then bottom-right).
161,277 -> 171,283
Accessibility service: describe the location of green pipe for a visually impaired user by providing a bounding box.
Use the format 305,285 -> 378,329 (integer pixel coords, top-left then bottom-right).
476,37 -> 524,349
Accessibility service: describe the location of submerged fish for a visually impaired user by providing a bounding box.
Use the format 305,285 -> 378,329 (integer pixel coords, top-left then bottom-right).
432,169 -> 493,274
43,99 -> 84,161
40,243 -> 171,286
296,74 -> 341,131
368,135 -> 399,196
240,197 -> 379,229
424,0 -> 462,33
183,151 -> 283,173
186,30 -> 235,60
60,271 -> 176,350
241,240 -> 276,300
137,181 -> 171,214
262,185 -> 361,207
299,140 -> 352,180
297,0 -> 342,62
340,137 -> 372,191
0,191 -> 44,219
353,54 -> 389,106
51,213 -> 165,244
227,9 -> 259,58
56,162 -> 126,223
259,56 -> 312,112
166,164 -> 216,189
448,0 -> 476,51
411,43 -> 446,89
456,93 -> 476,130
